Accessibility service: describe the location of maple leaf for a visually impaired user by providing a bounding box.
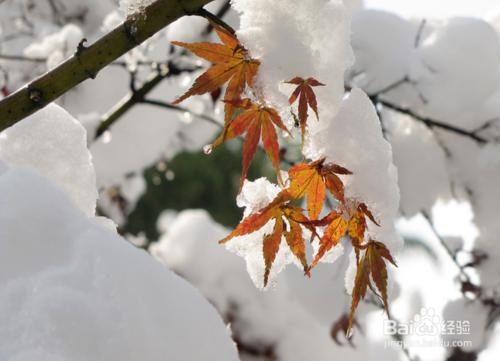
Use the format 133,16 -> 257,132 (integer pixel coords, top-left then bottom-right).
219,193 -> 312,286
309,211 -> 348,269
331,313 -> 362,347
307,201 -> 380,270
210,98 -> 291,190
172,22 -> 260,123
348,203 -> 380,253
285,77 -> 325,143
285,158 -> 351,219
347,210 -> 366,248
348,241 -> 397,335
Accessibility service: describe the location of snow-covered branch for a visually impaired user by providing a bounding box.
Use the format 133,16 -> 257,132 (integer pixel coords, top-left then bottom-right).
0,0 -> 214,132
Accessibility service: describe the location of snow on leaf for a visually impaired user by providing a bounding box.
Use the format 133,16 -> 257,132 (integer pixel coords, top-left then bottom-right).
219,192 -> 312,286
285,77 -> 325,143
172,22 -> 260,123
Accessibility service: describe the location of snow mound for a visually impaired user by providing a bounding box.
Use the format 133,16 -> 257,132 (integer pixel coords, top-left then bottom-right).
0,104 -> 238,361
0,104 -> 97,216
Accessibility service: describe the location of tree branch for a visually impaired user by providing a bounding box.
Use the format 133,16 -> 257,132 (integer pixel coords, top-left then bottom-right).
95,60 -> 203,139
376,99 -> 488,144
0,0 -> 214,132
95,68 -> 169,138
140,99 -> 221,127
0,54 -> 46,63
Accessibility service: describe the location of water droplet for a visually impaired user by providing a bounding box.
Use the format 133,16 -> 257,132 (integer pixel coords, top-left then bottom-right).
182,112 -> 193,124
101,131 -> 112,144
165,170 -> 175,181
152,175 -> 161,185
156,161 -> 167,172
203,144 -> 213,155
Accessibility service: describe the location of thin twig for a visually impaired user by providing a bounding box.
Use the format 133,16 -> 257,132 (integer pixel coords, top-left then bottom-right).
377,99 -> 488,144
0,53 -> 160,69
414,19 -> 427,48
421,210 -> 471,283
141,98 -> 221,127
202,0 -> 231,35
195,7 -> 236,34
0,54 -> 46,63
0,0 -> 214,132
363,297 -> 417,361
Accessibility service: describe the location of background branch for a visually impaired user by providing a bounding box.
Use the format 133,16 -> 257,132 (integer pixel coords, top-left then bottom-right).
0,0 -> 214,132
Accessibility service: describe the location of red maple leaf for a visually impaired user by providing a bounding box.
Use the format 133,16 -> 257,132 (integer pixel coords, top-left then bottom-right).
285,77 -> 325,143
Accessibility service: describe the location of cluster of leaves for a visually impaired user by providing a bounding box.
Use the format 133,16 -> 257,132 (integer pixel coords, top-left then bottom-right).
172,21 -> 396,334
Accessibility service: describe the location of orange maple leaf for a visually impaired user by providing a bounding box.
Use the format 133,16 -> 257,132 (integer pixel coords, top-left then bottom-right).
285,158 -> 352,220
219,194 -> 313,286
210,98 -> 291,190
285,77 -> 325,143
308,211 -> 348,268
172,22 -> 260,123
348,240 -> 397,335
304,201 -> 380,269
348,203 -> 380,253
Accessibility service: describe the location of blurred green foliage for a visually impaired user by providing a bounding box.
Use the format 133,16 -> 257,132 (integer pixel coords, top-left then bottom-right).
124,143 -> 273,240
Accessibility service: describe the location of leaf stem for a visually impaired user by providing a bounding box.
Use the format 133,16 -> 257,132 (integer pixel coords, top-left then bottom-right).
195,7 -> 236,35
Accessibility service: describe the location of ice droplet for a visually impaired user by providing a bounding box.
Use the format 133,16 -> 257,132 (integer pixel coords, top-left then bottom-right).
101,131 -> 112,144
203,144 -> 213,155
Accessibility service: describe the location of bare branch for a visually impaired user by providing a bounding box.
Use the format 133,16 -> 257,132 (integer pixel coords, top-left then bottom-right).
0,0 -> 215,132
376,98 -> 488,144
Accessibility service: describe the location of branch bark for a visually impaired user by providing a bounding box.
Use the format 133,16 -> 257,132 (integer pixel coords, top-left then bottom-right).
0,0 -> 213,132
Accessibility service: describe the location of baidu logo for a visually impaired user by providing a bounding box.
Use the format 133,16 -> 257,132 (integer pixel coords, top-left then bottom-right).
384,307 -> 471,337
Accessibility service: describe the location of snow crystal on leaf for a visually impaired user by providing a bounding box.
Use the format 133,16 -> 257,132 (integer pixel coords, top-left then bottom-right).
237,177 -> 281,216
228,179 -> 292,289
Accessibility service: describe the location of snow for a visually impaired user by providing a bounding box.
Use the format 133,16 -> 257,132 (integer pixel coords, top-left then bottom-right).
236,177 -> 281,216
442,298 -> 489,351
2,0 -> 500,358
350,10 -> 419,94
349,9 -> 500,298
152,209 -> 399,361
416,17 -> 500,127
228,0 -> 402,292
120,0 -> 154,16
226,178 -> 296,289
313,88 -> 402,253
232,0 -> 353,126
0,166 -> 238,361
384,111 -> 453,217
0,104 -> 239,361
90,97 -> 219,187
24,24 -> 84,70
0,104 -> 97,216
